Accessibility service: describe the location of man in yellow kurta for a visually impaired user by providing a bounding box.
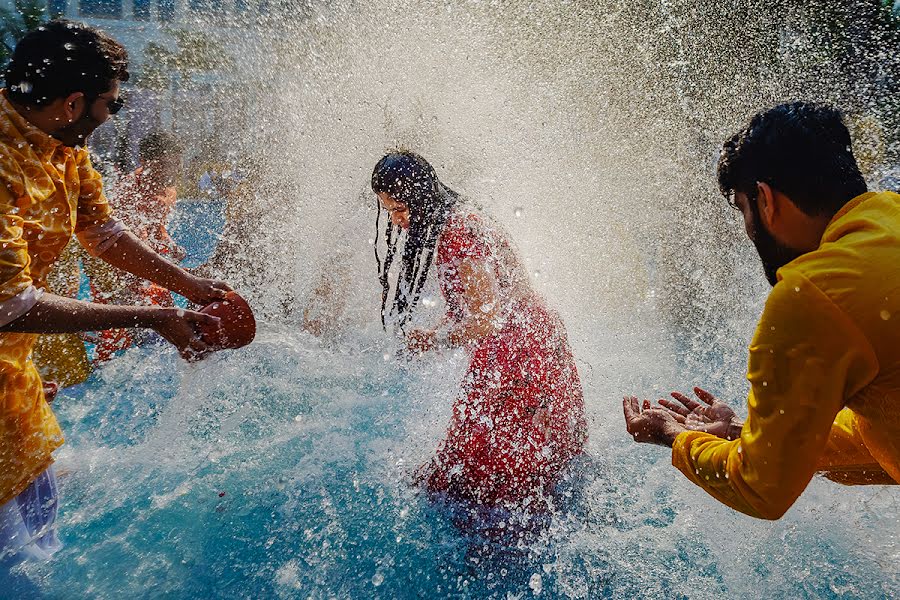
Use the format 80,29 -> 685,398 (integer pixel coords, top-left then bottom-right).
623,102 -> 899,520
0,20 -> 232,560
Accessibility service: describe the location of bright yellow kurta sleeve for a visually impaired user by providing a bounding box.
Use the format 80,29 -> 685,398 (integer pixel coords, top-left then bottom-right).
816,409 -> 895,485
73,148 -> 113,233
671,269 -> 879,519
0,183 -> 35,304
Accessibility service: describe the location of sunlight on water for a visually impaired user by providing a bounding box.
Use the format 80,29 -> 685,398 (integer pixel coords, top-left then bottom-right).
7,319 -> 897,598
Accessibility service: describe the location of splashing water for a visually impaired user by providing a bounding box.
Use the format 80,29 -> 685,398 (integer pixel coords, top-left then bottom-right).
6,1 -> 900,597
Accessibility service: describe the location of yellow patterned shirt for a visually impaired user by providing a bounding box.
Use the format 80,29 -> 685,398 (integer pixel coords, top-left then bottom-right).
672,191 -> 900,519
0,90 -> 123,505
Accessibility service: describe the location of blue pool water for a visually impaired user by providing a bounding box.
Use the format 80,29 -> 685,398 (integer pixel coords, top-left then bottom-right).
166,199 -> 227,271
2,201 -> 897,598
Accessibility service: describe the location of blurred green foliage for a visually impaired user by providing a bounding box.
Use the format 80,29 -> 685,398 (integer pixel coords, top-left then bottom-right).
136,28 -> 233,91
0,0 -> 48,70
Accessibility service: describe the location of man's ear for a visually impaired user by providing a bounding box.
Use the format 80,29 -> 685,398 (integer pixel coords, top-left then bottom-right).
61,92 -> 86,123
756,181 -> 779,230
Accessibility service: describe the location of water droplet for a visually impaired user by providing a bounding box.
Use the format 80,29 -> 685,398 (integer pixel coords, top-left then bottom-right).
794,286 -> 800,292
880,309 -> 891,321
528,573 -> 542,594
372,573 -> 384,587
514,206 -> 525,218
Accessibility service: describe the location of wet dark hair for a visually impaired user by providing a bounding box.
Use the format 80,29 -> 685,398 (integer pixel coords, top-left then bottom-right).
717,102 -> 867,217
371,151 -> 459,329
5,19 -> 129,108
139,130 -> 183,162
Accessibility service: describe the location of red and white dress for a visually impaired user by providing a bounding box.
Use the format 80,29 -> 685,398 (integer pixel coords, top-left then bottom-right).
424,210 -> 587,507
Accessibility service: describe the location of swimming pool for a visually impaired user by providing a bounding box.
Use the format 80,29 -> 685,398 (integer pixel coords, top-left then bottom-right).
2,201 -> 897,599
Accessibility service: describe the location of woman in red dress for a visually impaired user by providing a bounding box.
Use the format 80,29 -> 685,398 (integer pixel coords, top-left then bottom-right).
372,152 -> 587,509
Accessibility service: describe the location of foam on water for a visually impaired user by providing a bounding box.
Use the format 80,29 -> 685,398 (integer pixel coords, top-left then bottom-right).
4,316 -> 897,598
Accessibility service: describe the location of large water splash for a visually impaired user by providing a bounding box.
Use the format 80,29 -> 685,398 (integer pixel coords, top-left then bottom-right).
6,1 -> 900,597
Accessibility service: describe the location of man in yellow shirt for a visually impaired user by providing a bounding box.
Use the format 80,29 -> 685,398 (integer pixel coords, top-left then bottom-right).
0,21 -> 232,560
623,102 -> 899,520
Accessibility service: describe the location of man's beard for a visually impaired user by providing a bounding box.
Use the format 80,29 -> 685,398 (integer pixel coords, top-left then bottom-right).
52,112 -> 102,147
749,202 -> 805,287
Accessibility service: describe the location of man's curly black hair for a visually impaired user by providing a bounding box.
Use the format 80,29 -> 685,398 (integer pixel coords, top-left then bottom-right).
5,19 -> 129,108
717,102 -> 867,217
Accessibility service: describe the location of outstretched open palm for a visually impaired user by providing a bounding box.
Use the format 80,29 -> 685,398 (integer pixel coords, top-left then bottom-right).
622,396 -> 686,447
657,387 -> 743,441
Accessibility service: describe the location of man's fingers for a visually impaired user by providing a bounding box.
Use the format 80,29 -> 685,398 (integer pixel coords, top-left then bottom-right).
182,310 -> 220,326
208,280 -> 233,297
628,396 -> 641,416
182,347 -> 209,362
657,398 -> 690,424
622,397 -> 635,432
693,387 -> 717,405
671,391 -> 701,411
185,326 -> 209,352
181,335 -> 209,362
658,398 -> 689,416
658,405 -> 686,423
622,396 -> 642,428
622,396 -> 636,421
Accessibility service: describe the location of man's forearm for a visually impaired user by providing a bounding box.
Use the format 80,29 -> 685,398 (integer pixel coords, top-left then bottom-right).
98,231 -> 192,296
0,292 -> 159,333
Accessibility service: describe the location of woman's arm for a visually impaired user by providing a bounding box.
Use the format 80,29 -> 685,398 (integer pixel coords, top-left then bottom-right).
407,258 -> 501,352
446,259 -> 501,344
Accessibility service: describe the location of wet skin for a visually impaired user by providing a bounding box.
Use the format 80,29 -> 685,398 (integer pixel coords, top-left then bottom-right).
377,192 -> 410,229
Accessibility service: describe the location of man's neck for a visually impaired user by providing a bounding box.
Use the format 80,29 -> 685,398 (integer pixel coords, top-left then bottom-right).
8,98 -> 58,138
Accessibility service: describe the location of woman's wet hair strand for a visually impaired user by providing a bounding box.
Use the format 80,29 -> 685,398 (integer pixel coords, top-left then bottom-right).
371,151 -> 459,330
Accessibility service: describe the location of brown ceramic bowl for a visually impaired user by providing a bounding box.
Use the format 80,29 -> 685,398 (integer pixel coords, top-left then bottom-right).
197,291 -> 256,350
